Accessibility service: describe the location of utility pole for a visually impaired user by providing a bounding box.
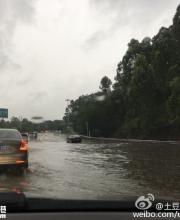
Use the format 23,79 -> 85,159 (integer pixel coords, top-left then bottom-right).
65,99 -> 71,133
86,121 -> 89,137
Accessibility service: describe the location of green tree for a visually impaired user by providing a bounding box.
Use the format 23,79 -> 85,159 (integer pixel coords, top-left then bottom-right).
99,76 -> 112,93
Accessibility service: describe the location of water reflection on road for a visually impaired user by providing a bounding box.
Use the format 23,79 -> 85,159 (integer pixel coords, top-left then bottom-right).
0,132 -> 180,200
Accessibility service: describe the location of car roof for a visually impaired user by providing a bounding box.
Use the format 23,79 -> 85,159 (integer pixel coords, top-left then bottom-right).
70,134 -> 80,137
0,129 -> 19,132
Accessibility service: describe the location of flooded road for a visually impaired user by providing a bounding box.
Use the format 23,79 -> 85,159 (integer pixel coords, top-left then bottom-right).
0,132 -> 180,200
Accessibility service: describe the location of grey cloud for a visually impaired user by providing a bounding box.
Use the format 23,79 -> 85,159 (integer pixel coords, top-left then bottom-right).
16,76 -> 33,86
30,91 -> 47,102
90,0 -> 176,22
0,0 -> 36,69
87,0 -> 179,47
11,0 -> 35,23
85,30 -> 107,48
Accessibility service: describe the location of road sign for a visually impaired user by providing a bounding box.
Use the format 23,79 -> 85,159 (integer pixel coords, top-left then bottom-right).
0,108 -> 8,118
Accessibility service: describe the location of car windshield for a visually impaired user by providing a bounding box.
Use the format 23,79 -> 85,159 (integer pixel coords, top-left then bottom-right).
0,0 -> 180,212
0,130 -> 21,139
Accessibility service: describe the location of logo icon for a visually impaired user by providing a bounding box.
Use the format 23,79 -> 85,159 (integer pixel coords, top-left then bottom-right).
135,194 -> 155,210
156,203 -> 163,211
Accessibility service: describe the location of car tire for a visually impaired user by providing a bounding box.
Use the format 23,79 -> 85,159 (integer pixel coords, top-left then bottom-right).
19,167 -> 27,176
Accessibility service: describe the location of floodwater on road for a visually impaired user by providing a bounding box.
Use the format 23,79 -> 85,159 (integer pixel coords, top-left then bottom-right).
0,132 -> 180,200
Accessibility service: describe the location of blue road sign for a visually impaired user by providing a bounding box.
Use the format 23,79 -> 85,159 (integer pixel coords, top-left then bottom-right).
0,108 -> 8,118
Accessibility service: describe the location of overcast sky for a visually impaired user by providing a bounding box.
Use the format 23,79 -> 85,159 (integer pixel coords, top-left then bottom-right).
0,0 -> 179,120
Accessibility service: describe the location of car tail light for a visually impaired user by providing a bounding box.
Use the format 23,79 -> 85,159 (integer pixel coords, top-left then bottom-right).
16,160 -> 26,164
20,140 -> 28,151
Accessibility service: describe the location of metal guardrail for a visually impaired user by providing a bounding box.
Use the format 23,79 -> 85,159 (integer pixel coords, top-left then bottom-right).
81,135 -> 180,144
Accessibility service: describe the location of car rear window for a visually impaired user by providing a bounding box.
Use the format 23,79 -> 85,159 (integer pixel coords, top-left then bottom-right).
21,133 -> 28,137
0,130 -> 21,139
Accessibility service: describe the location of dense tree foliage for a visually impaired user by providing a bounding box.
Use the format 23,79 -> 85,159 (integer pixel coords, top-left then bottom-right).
64,5 -> 180,140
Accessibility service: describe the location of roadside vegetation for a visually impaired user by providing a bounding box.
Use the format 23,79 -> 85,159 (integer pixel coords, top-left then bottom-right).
64,5 -> 180,140
0,117 -> 66,133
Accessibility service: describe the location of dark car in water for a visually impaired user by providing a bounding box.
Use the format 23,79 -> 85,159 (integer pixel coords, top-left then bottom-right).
0,129 -> 28,172
21,133 -> 29,143
66,135 -> 82,143
29,132 -> 38,140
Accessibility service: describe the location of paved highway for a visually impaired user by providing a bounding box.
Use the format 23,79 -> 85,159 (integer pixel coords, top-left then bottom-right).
0,132 -> 179,200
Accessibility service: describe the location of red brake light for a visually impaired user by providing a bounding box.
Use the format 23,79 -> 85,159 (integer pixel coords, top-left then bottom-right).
20,140 -> 28,151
